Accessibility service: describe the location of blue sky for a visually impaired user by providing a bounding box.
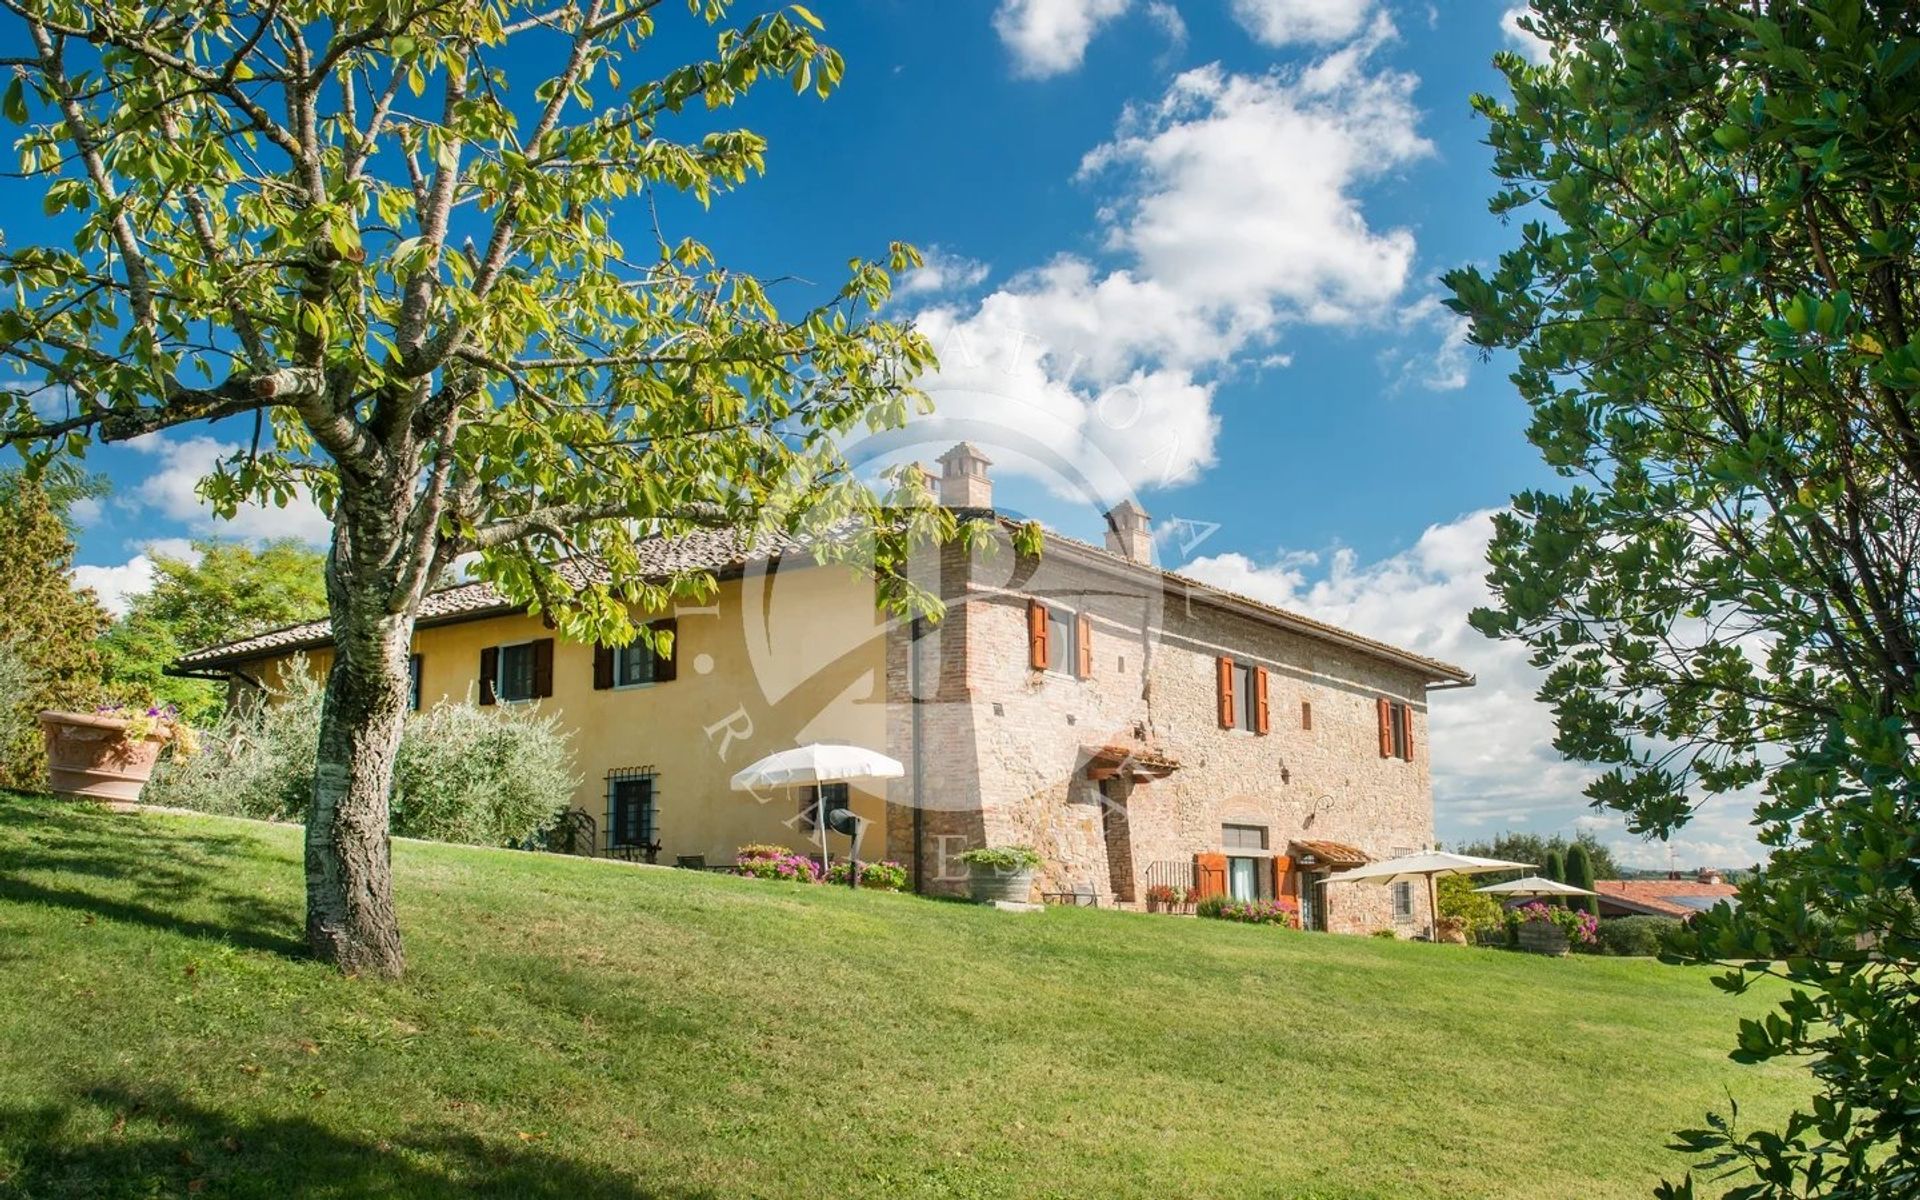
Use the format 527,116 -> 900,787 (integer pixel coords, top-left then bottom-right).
17,0 -> 1765,867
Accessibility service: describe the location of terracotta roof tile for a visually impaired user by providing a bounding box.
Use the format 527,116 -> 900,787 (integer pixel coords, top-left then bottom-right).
1289,840 -> 1370,867
1593,879 -> 1740,919
175,527 -> 812,670
177,517 -> 1471,686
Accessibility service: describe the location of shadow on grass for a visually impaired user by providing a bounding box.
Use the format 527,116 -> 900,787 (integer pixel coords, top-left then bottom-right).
0,798 -> 307,959
2,1082 -> 708,1199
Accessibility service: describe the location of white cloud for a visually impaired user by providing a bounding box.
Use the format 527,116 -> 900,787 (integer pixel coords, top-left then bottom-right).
993,0 -> 1131,78
1145,1 -> 1188,55
1386,294 -> 1474,391
72,538 -> 202,616
1501,4 -> 1550,64
896,247 -> 991,298
913,33 -> 1431,500
1180,511 -> 1769,869
1230,0 -> 1374,46
125,433 -> 333,544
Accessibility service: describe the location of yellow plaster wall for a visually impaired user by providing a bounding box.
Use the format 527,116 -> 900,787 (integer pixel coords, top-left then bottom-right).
243,564 -> 893,864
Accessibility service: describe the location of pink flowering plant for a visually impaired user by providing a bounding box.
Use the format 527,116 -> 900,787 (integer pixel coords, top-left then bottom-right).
1197,895 -> 1302,929
733,844 -> 821,884
1511,900 -> 1598,945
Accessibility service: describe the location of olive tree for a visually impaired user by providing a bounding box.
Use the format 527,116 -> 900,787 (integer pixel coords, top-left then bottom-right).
1447,1 -> 1920,1193
0,0 -> 950,977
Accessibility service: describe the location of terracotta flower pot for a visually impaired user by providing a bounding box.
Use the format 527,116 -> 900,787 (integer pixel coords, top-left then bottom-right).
38,711 -> 167,801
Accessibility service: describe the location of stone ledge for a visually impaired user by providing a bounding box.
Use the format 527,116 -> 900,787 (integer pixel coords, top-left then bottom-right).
988,900 -> 1044,914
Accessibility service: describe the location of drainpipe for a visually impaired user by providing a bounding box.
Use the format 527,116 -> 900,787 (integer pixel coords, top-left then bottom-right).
909,616 -> 926,895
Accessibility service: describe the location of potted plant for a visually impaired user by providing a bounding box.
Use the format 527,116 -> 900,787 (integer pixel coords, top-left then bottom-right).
38,704 -> 200,802
957,845 -> 1042,904
1144,882 -> 1193,914
1512,901 -> 1597,956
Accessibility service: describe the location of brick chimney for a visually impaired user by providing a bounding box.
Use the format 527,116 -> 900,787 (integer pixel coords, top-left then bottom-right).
936,442 -> 992,509
1103,499 -> 1153,564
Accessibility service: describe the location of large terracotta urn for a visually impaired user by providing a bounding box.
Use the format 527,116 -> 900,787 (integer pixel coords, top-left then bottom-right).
38,711 -> 167,801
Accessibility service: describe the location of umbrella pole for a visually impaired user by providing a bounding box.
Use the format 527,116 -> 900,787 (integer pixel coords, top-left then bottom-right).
1428,873 -> 1439,942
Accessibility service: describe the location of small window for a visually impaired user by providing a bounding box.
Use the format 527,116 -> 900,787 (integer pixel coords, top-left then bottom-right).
798,782 -> 851,832
1234,663 -> 1257,731
408,654 -> 423,711
607,773 -> 657,849
613,642 -> 657,687
1389,701 -> 1410,759
1392,880 -> 1414,921
1044,605 -> 1077,675
498,642 -> 537,702
1222,823 -> 1268,851
1301,700 -> 1312,731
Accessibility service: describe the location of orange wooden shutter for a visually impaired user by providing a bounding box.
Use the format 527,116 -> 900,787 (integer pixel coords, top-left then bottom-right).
1401,703 -> 1415,761
1027,600 -> 1049,670
1254,665 -> 1270,735
1377,697 -> 1393,757
1194,852 -> 1228,900
1075,614 -> 1093,679
1272,855 -> 1293,903
1216,657 -> 1235,728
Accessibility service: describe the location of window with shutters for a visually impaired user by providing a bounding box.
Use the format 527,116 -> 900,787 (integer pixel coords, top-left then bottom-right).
408,654 -> 422,711
1044,605 -> 1077,676
612,641 -> 657,687
1392,880 -> 1414,922
1388,701 -> 1410,759
1222,661 -> 1268,732
497,641 -> 538,702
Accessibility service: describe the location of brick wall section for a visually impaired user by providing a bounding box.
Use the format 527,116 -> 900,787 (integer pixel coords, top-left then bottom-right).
888,529 -> 1442,934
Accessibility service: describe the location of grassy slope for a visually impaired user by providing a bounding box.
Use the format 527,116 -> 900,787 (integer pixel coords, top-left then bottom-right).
0,793 -> 1801,1200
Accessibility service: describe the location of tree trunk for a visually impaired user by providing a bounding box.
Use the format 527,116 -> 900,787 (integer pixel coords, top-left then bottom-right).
305,480 -> 429,978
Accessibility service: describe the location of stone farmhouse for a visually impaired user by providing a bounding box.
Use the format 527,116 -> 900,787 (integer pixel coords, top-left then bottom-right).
178,444 -> 1473,935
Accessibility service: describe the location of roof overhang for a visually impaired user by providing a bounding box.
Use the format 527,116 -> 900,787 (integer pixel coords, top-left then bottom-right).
1082,743 -> 1180,782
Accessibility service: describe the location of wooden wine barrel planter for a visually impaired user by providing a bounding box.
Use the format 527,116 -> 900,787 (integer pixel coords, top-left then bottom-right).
968,867 -> 1037,905
1518,918 -> 1570,956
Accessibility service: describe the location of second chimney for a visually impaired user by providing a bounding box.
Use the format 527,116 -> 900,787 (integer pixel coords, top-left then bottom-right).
936,442 -> 993,509
1104,499 -> 1153,564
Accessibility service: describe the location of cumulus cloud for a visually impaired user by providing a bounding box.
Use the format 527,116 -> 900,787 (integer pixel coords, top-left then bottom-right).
993,0 -> 1131,78
896,247 -> 991,298
912,29 -> 1431,500
1501,4 -> 1550,64
125,433 -> 333,544
1180,511 -> 1769,870
1230,0 -> 1374,46
1384,295 -> 1475,392
72,537 -> 202,616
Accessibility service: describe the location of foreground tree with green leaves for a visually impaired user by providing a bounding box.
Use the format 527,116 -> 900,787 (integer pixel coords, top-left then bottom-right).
1447,2 -> 1920,1194
0,0 -> 950,977
100,539 -> 328,724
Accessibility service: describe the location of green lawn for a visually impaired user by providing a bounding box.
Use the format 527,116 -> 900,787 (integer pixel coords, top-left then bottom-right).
0,793 -> 1801,1199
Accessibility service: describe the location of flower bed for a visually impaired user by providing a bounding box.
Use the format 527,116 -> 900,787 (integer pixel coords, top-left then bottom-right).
1197,894 -> 1301,928
732,845 -> 907,890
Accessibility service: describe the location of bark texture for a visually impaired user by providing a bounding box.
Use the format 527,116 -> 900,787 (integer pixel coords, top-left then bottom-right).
304,477 -> 434,978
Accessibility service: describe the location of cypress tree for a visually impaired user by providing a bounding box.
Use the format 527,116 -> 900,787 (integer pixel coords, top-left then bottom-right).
1564,844 -> 1598,919
1541,848 -> 1566,908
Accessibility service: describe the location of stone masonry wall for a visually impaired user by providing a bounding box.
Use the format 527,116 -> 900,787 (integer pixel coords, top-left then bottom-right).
894,530 -> 1444,935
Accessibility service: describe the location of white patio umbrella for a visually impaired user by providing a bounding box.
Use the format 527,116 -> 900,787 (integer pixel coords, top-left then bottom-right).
1323,851 -> 1534,941
1474,875 -> 1596,898
729,744 -> 904,883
